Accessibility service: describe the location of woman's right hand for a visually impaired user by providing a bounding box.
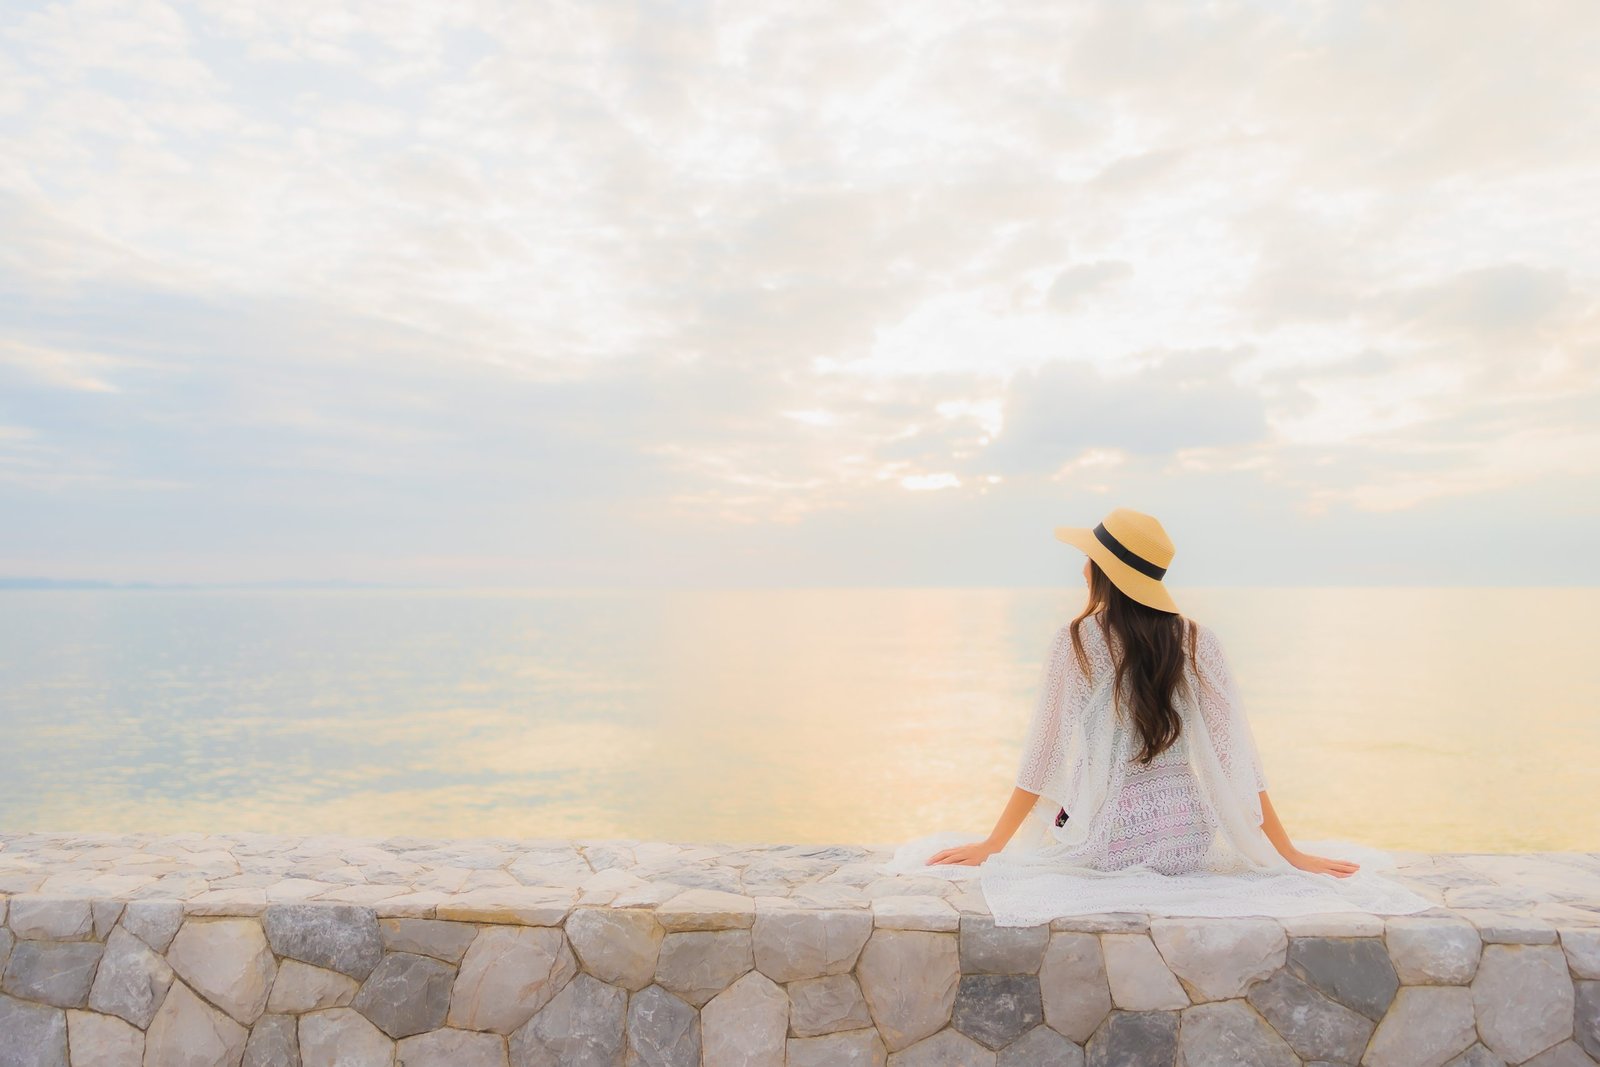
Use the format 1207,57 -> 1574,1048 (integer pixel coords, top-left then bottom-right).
1286,848 -> 1361,878
926,841 -> 999,867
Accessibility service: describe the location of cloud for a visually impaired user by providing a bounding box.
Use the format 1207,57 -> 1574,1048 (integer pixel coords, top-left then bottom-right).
1046,261 -> 1133,311
0,0 -> 1596,583
984,350 -> 1267,475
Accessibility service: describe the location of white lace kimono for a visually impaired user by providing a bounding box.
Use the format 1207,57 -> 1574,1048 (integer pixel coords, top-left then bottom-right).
884,616 -> 1438,925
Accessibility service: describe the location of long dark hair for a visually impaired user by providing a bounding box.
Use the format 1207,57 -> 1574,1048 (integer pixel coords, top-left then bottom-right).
1068,559 -> 1199,767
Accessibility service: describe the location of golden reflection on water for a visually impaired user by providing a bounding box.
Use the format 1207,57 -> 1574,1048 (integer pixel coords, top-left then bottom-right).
1,587 -> 1596,850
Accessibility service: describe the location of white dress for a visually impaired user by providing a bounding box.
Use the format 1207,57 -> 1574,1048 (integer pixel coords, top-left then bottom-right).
883,615 -> 1438,926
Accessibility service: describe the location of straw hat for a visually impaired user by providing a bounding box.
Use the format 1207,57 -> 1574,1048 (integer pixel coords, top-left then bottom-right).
1055,506 -> 1179,614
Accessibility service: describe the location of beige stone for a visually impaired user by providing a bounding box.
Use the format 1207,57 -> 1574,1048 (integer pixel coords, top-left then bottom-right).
1148,917 -> 1286,1001
396,1027 -> 507,1067
1472,943 -> 1576,1063
1102,932 -> 1189,1010
856,929 -> 959,1052
447,925 -> 576,1034
1363,985 -> 1477,1067
702,970 -> 787,1067
67,1009 -> 144,1067
654,888 -> 755,931
654,929 -> 754,1007
564,907 -> 663,991
751,907 -> 873,982
267,959 -> 360,1014
143,981 -> 249,1067
870,896 -> 959,932
1385,916 -> 1482,984
1039,932 -> 1112,1044
299,1007 -> 395,1067
165,918 -> 277,1025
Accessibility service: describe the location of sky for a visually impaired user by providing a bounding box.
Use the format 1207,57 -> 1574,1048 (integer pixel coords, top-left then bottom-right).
1,0 -> 1597,588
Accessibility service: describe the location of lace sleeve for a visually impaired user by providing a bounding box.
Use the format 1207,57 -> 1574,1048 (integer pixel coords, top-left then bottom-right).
1015,624 -> 1091,795
1194,624 -> 1269,793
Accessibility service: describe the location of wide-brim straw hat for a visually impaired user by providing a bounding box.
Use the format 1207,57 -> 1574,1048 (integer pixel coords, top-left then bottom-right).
1055,506 -> 1179,614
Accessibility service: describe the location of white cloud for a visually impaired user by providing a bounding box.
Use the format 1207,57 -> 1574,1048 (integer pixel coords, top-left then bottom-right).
0,0 -> 1596,583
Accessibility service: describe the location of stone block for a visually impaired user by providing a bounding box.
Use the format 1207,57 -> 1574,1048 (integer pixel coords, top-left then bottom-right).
352,951 -> 455,1039
654,929 -> 754,1007
702,970 -> 787,1067
509,972 -> 627,1067
298,1007 -> 395,1067
144,981 -> 249,1067
448,925 -> 576,1034
7,898 -> 93,941
1039,932 -> 1112,1044
267,959 -> 360,1014
788,974 -> 873,1037
887,1028 -> 996,1065
120,901 -> 184,953
379,918 -> 478,964
952,973 -> 1043,1050
624,983 -> 701,1067
264,904 -> 385,981
1148,917 -> 1286,1001
871,896 -> 959,932
1101,933 -> 1188,1011
1083,1009 -> 1178,1066
1285,936 -> 1399,1022
857,929 -> 959,1052
435,887 -> 573,927
1363,985 -> 1477,1067
958,917 -> 1049,975
166,917 -> 276,1024
1244,968 -> 1374,1064
1175,1000 -> 1297,1066
787,1029 -> 887,1067
654,889 -> 755,932
396,1027 -> 508,1067
1384,916 -> 1482,984
1,940 -> 104,1008
89,927 -> 175,1029
565,907 -> 664,991
751,907 -> 872,982
1471,943 -> 1576,1063
243,1014 -> 301,1067
997,1025 -> 1083,1067
66,1009 -> 144,1067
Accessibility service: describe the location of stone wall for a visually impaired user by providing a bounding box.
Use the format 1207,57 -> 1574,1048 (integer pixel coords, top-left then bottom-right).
1,832 -> 1598,1065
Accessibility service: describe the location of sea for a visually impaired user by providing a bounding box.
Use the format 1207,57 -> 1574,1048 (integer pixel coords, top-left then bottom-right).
0,586 -> 1594,851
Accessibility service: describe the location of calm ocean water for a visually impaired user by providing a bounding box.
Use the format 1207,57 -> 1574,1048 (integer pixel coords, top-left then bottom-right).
0,587 -> 1594,851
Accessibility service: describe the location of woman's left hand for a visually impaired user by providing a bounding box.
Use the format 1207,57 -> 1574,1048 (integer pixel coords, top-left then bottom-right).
926,841 -> 999,866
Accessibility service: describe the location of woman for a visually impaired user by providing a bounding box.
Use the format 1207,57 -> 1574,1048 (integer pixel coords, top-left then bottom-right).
884,506 -> 1436,926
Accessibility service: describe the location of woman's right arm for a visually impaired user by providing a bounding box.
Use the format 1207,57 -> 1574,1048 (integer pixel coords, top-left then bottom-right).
928,625 -> 1084,868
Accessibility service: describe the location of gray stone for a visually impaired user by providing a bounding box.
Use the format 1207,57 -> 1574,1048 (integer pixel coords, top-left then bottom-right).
264,904 -> 385,980
0,928 -> 11,976
751,907 -> 873,982
1244,967 -> 1374,1064
0,994 -> 67,1067
1471,943 -> 1576,1063
1148,917 -> 1285,1001
1101,933 -> 1188,1011
654,929 -> 754,1008
448,925 -> 576,1034
1175,1000 -> 1297,1066
1,940 -> 104,1008
243,1014 -> 301,1067
1522,1042 -> 1597,1067
959,917 -> 1050,975
1444,1045 -> 1509,1067
352,951 -> 455,1039
7,898 -> 93,941
91,901 -> 124,942
952,974 -> 1043,1050
143,981 -> 250,1067
1039,932 -> 1112,1044
702,970 -> 786,1067
1285,936 -> 1399,1021
997,1026 -> 1084,1067
871,896 -> 959,931
565,908 -> 663,991
267,960 -> 360,1014
89,927 -> 175,1029
857,929 -> 960,1052
788,1030 -> 887,1067
166,918 -> 277,1024
1363,985 -> 1477,1067
653,888 -> 753,931
1578,980 -> 1600,1060
120,901 -> 184,953
509,973 -> 627,1067
886,1028 -> 996,1066
66,1009 -> 143,1066
787,974 -> 873,1037
1463,912 -> 1559,944
625,984 -> 700,1067
1084,1010 -> 1178,1067
1564,928 -> 1600,979
1385,916 -> 1482,984
397,1028 -> 508,1067
298,1007 -> 395,1067
379,918 -> 478,964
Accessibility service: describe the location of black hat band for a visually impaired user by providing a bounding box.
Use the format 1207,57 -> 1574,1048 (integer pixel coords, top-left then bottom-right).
1093,522 -> 1167,580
